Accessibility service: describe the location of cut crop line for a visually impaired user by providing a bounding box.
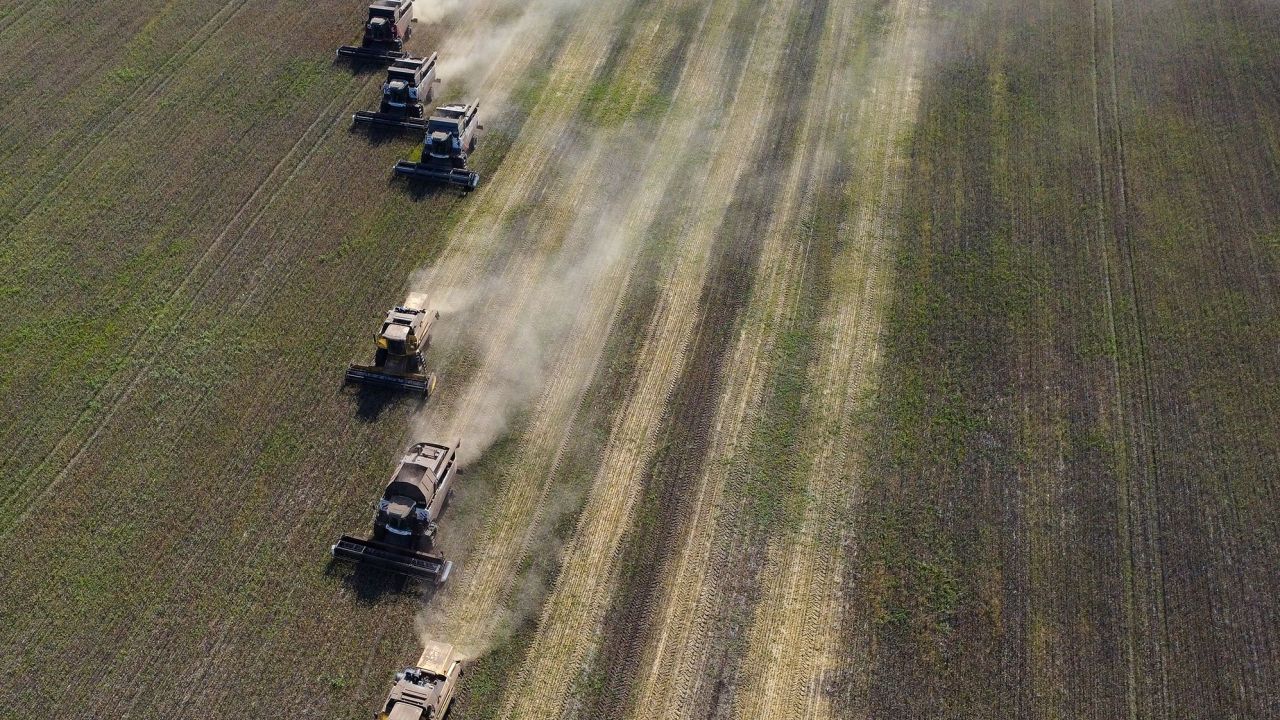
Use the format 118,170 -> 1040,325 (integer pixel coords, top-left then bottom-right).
495,0 -> 808,713
733,0 -> 927,718
622,1 -> 870,716
408,2 -> 628,298
404,0 -> 644,445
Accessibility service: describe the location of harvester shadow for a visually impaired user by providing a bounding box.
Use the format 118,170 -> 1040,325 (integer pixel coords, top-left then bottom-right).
343,384 -> 423,422
325,557 -> 439,604
334,57 -> 390,78
351,123 -> 412,148
395,178 -> 464,203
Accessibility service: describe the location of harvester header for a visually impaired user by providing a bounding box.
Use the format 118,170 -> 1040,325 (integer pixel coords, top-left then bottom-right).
337,0 -> 417,63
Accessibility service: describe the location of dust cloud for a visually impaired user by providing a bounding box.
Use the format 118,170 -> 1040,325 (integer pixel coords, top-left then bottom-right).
411,0 -> 466,25
397,0 -> 668,665
433,0 -> 589,116
408,123 -> 643,465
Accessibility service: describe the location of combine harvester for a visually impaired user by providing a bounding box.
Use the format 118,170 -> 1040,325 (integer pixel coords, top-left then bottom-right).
353,54 -> 439,131
346,292 -> 439,397
332,440 -> 461,583
372,641 -> 464,720
337,0 -> 416,63
394,100 -> 482,190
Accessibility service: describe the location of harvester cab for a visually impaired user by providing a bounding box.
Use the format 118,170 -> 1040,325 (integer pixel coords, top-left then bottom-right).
337,0 -> 416,63
345,292 -> 438,396
393,100 -> 482,190
375,642 -> 463,720
332,440 -> 460,583
354,54 -> 439,130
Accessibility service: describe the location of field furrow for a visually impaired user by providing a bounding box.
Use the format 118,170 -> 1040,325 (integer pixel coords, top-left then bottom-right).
603,0 -> 873,717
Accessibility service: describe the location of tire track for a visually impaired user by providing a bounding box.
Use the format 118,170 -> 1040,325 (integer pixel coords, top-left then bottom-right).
67,168 -> 451,715
0,0 -> 377,524
733,1 -> 927,718
0,0 -> 162,123
492,0 -> 809,713
1090,0 -> 1171,715
0,70 -> 373,534
0,0 -> 41,36
0,0 -> 252,473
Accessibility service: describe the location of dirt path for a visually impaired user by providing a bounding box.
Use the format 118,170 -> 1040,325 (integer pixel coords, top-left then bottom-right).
733,1 -> 928,718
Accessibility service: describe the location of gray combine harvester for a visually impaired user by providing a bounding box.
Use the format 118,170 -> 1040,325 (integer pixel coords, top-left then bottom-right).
345,292 -> 438,396
373,641 -> 464,720
353,54 -> 438,131
332,440 -> 460,583
337,0 -> 416,63
393,100 -> 482,190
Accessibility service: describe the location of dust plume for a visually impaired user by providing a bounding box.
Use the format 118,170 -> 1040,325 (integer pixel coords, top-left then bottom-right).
396,0 -> 678,667
434,0 -> 589,116
413,476 -> 585,662
411,0 -> 466,25
403,122 -> 655,661
408,122 -> 643,465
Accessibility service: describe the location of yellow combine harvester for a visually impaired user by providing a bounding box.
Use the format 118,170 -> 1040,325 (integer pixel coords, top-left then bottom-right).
345,292 -> 438,397
373,641 -> 464,720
